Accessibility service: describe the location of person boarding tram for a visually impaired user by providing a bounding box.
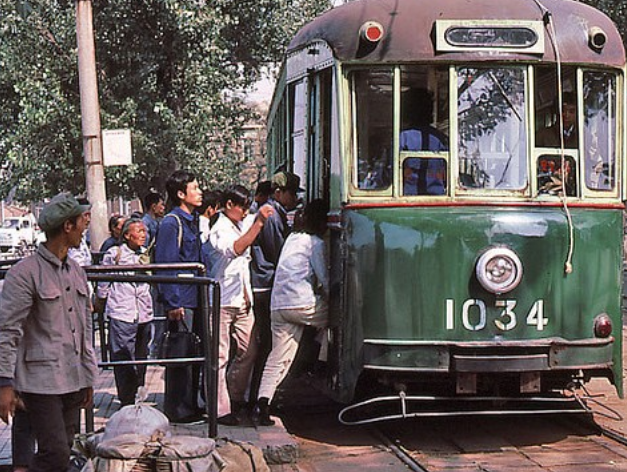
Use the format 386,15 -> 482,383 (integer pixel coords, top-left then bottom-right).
255,199 -> 329,426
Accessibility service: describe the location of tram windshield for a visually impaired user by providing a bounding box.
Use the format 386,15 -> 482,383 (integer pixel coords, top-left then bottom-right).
351,65 -> 619,198
457,67 -> 528,191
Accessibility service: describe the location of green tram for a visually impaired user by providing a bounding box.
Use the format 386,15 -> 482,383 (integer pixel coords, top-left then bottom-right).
266,0 -> 626,422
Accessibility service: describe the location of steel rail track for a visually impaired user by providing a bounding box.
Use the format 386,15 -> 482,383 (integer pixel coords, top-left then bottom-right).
370,426 -> 431,472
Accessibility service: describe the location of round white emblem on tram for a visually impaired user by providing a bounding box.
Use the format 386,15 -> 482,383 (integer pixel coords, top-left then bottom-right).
475,246 -> 523,294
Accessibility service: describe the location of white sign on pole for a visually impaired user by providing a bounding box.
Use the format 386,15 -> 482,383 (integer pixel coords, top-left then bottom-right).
102,129 -> 132,166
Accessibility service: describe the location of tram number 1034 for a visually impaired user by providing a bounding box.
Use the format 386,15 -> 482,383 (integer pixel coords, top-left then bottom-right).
445,299 -> 547,332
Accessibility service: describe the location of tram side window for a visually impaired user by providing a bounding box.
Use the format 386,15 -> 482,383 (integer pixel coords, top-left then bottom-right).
354,70 -> 394,190
291,80 -> 308,190
457,67 -> 528,191
583,71 -> 617,191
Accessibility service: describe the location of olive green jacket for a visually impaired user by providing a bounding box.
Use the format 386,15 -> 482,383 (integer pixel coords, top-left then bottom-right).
0,244 -> 98,394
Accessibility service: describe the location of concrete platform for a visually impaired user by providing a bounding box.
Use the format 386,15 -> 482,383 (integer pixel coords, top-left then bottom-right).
0,364 -> 298,468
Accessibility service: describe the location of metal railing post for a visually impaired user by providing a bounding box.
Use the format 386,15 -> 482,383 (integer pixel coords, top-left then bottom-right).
209,283 -> 221,438
85,263 -> 221,437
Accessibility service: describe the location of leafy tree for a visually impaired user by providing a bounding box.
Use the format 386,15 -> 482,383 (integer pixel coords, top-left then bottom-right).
579,0 -> 627,44
0,0 -> 329,203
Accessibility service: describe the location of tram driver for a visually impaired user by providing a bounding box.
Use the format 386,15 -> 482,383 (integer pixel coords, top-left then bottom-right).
400,88 -> 448,196
536,92 -> 578,148
536,92 -> 578,196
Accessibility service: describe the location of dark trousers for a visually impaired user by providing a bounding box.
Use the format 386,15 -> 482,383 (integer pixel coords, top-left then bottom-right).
163,309 -> 201,421
248,291 -> 272,404
109,318 -> 151,406
12,407 -> 35,468
21,390 -> 83,472
148,291 -> 166,358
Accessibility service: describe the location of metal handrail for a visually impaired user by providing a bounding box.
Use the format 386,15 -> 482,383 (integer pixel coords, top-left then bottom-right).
85,262 -> 221,438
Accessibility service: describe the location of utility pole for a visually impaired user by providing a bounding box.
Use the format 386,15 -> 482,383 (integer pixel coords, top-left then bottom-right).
76,0 -> 107,250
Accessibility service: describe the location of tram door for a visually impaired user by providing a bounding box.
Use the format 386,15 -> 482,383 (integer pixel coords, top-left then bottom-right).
291,69 -> 332,203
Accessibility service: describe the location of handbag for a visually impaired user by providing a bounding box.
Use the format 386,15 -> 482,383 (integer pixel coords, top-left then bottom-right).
158,319 -> 202,362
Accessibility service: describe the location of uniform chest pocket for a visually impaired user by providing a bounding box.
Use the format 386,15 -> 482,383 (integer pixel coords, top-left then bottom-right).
34,285 -> 64,338
38,284 -> 62,302
181,232 -> 198,254
76,284 -> 89,299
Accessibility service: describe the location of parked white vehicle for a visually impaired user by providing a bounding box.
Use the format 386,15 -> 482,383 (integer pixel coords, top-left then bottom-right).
0,214 -> 39,255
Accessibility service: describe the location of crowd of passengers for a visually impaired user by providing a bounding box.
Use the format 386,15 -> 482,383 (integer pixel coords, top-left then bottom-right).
0,169 -> 329,471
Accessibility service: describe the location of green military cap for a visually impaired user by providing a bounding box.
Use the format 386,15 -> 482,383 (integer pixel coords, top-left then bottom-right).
271,171 -> 304,193
38,192 -> 91,232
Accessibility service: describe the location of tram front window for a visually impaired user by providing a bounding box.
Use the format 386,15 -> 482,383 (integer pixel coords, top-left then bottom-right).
583,71 -> 617,192
457,67 -> 528,191
354,70 -> 394,190
537,154 -> 577,196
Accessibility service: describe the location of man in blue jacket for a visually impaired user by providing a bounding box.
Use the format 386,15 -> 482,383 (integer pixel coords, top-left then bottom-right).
247,172 -> 301,412
154,170 -> 203,423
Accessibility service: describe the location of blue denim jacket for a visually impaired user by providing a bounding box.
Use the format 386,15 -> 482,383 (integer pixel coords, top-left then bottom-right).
250,199 -> 289,290
154,207 -> 200,311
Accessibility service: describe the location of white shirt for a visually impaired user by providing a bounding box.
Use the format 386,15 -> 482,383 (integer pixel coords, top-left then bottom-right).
271,232 -> 328,311
68,235 -> 92,266
206,213 -> 255,308
199,214 -> 211,244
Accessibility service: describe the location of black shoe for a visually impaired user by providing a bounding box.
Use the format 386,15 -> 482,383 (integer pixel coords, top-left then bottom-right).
256,397 -> 275,426
171,414 -> 205,425
217,413 -> 240,426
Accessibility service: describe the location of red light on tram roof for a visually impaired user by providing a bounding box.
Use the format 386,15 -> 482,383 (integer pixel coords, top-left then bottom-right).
360,21 -> 384,43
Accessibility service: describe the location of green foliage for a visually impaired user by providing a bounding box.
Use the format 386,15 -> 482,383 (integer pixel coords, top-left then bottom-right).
0,0 -> 329,202
579,0 -> 627,44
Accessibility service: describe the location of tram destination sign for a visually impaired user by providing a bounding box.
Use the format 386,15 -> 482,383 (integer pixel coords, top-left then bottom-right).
435,20 -> 545,54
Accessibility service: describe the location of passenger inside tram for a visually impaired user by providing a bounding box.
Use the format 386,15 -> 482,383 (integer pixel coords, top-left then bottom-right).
536,92 -> 578,148
537,154 -> 577,196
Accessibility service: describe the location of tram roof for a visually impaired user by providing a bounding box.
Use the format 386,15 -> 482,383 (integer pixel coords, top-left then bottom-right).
288,0 -> 625,67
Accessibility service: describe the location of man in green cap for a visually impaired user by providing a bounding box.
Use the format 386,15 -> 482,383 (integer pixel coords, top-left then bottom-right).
0,192 -> 98,471
245,171 -> 302,419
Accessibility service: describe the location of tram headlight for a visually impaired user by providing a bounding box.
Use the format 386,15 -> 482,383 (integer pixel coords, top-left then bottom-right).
589,27 -> 607,52
475,246 -> 523,294
593,313 -> 612,338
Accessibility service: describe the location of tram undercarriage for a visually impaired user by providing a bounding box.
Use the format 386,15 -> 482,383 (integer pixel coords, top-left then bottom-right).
336,339 -> 618,424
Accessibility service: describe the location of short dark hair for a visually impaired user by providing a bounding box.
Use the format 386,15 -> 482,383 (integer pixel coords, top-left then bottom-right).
143,191 -> 163,212
302,199 -> 329,236
198,189 -> 222,214
254,181 -> 272,197
402,88 -> 434,128
108,214 -> 124,233
165,170 -> 196,206
562,91 -> 575,103
221,184 -> 251,208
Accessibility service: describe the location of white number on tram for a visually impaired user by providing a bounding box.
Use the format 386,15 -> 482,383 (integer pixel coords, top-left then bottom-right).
446,299 -> 547,331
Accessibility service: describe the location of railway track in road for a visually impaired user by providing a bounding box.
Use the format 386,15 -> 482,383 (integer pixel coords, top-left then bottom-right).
281,399 -> 627,471
275,371 -> 627,471
371,413 -> 627,472
370,427 -> 430,472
